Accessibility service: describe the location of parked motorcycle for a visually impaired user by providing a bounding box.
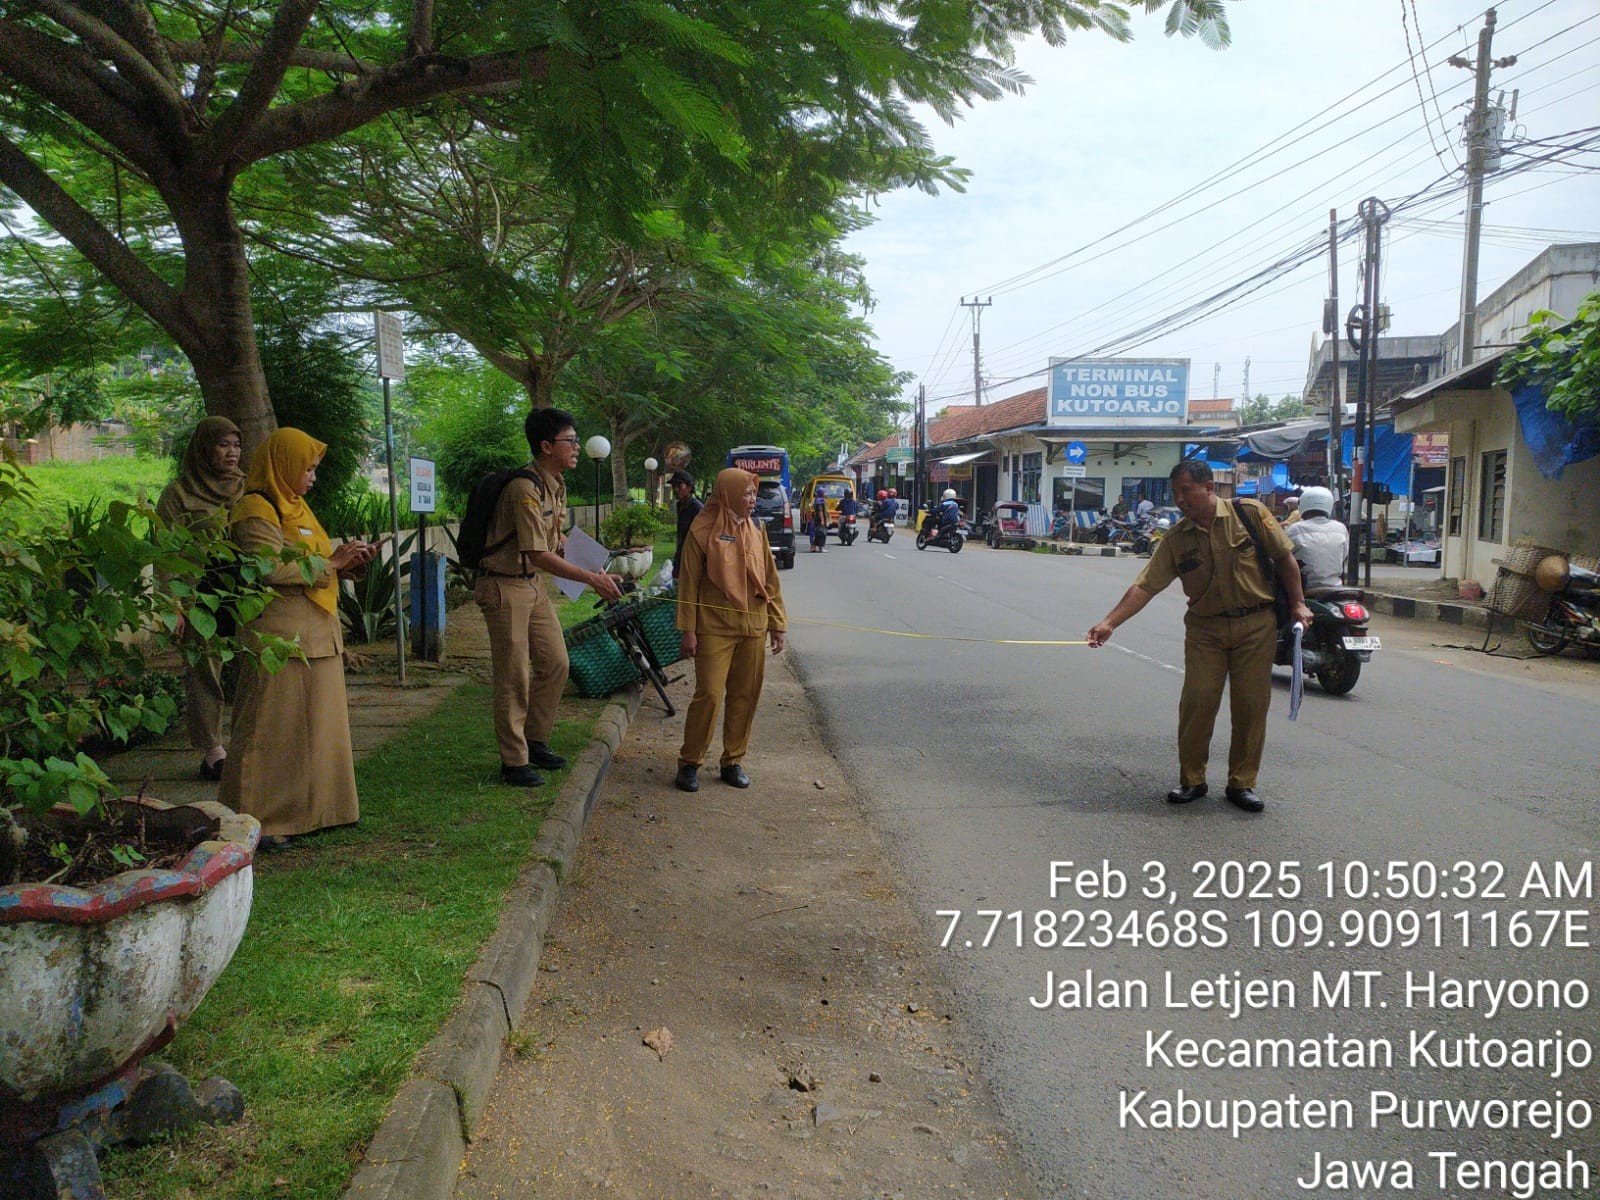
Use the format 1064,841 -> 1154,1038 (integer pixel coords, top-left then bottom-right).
1277,586 -> 1378,695
837,512 -> 860,547
1129,517 -> 1169,557
1526,555 -> 1600,655
916,508 -> 967,554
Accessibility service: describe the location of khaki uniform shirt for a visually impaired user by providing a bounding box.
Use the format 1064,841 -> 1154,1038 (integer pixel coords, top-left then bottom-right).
232,516 -> 344,659
478,463 -> 567,577
1134,498 -> 1293,617
676,529 -> 788,638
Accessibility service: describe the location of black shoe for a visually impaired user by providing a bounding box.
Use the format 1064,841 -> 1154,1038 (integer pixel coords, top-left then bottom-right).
528,743 -> 567,770
1224,786 -> 1264,813
500,763 -> 544,788
199,756 -> 226,782
674,764 -> 699,792
258,834 -> 293,854
719,764 -> 751,788
1166,783 -> 1208,804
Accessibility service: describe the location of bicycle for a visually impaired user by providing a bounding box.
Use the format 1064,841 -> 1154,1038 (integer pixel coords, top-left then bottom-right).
593,554 -> 681,714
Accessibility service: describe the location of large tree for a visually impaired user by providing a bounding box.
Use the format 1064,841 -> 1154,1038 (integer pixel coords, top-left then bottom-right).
0,1 -> 1228,452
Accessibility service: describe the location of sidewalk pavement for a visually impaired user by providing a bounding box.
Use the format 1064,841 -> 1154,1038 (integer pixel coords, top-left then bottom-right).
116,605 -> 1036,1199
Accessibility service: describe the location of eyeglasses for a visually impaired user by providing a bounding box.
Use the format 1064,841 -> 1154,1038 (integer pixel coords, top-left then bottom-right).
551,436 -> 580,446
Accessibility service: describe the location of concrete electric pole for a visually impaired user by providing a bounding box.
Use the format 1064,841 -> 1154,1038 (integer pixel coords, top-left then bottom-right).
961,297 -> 992,406
1451,8 -> 1516,368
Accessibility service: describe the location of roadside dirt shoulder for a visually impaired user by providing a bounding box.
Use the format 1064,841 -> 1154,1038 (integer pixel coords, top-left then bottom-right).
454,658 -> 1038,1200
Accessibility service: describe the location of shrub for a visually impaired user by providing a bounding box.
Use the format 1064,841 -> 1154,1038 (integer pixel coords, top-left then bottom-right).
599,503 -> 670,549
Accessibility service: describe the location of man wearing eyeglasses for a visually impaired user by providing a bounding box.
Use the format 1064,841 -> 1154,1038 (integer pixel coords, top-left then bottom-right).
476,407 -> 623,787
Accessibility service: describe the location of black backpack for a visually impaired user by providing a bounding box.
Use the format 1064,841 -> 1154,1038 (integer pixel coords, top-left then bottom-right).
456,468 -> 544,570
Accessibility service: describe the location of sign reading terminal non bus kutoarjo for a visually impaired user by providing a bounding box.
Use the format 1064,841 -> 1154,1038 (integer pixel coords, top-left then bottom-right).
1047,357 -> 1190,427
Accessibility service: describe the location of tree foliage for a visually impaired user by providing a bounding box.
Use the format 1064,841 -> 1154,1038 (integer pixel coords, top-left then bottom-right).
1236,393 -> 1309,426
1496,293 -> 1600,424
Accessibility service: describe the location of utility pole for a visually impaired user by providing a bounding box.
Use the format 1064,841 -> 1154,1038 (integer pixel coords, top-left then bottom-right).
1346,197 -> 1390,587
961,297 -> 992,406
1212,362 -> 1221,400
914,383 -> 927,520
1450,8 -> 1515,368
1241,357 -> 1250,414
1326,209 -> 1343,500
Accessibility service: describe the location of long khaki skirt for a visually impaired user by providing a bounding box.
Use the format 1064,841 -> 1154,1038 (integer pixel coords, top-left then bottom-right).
219,652 -> 359,837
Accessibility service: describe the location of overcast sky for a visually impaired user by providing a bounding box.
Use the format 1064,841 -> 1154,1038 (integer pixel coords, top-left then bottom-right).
846,0 -> 1600,417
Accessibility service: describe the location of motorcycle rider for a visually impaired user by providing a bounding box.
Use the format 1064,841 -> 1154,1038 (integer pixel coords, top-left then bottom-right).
938,488 -> 962,534
1284,486 -> 1348,589
882,489 -> 899,524
870,489 -> 895,539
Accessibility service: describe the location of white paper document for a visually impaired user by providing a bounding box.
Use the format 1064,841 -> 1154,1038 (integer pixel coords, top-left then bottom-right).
554,526 -> 612,601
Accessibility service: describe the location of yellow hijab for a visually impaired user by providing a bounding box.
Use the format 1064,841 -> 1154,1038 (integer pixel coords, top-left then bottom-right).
231,427 -> 337,614
688,468 -> 770,611
156,416 -> 245,531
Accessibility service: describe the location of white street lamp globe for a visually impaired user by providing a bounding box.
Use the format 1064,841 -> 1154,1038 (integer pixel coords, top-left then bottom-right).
584,435 -> 611,461
644,456 -> 659,472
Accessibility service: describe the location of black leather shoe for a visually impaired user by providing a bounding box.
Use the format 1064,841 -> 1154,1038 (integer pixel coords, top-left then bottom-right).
1166,783 -> 1208,804
1224,786 -> 1264,813
500,763 -> 544,788
528,743 -> 567,770
199,756 -> 226,782
674,764 -> 699,792
719,764 -> 751,788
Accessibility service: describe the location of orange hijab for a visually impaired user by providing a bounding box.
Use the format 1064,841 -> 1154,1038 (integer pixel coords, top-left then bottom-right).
230,428 -> 338,614
688,468 -> 770,611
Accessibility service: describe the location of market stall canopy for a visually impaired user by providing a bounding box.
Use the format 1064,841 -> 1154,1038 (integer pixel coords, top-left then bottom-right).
1235,420 -> 1327,461
937,451 -> 991,465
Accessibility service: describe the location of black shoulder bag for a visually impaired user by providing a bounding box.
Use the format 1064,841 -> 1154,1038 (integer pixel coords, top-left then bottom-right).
1233,499 -> 1291,626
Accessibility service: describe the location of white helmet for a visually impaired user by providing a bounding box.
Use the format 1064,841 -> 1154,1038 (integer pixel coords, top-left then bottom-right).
942,489 -> 957,501
1298,486 -> 1334,517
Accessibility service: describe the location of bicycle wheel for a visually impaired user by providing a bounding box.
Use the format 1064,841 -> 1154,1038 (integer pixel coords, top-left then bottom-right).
613,613 -> 676,715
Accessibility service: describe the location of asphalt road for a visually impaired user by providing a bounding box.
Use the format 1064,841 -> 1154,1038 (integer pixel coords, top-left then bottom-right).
779,535 -> 1600,1199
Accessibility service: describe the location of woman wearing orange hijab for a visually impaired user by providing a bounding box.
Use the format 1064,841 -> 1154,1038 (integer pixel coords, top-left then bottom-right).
674,468 -> 787,793
219,428 -> 381,847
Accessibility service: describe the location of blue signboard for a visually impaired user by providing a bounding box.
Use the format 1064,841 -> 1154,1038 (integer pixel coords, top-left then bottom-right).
1065,441 -> 1088,464
1048,358 -> 1190,427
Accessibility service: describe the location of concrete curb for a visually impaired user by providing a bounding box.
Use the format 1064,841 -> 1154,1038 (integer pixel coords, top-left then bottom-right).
1362,590 -> 1492,631
341,686 -> 643,1200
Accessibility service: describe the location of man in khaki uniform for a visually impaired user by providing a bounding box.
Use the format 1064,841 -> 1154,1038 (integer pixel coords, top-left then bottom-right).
476,408 -> 622,787
1087,460 -> 1313,813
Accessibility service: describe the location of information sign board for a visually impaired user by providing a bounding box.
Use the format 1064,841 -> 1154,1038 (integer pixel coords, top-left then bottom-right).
409,457 -> 436,513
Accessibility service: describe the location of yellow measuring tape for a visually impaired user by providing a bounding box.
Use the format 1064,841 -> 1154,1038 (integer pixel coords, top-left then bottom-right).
656,595 -> 1091,646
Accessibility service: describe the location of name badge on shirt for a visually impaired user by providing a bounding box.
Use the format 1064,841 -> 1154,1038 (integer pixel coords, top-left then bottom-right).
299,527 -> 315,537
718,534 -> 737,542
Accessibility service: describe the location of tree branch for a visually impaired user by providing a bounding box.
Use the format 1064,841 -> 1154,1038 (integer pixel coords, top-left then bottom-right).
234,48 -> 550,165
408,0 -> 435,57
27,0 -> 189,124
204,0 -> 316,164
0,131 -> 193,347
0,21 -> 166,172
166,38 -> 371,77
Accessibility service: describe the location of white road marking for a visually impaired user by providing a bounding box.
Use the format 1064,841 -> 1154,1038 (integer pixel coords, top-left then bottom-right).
1109,642 -> 1185,675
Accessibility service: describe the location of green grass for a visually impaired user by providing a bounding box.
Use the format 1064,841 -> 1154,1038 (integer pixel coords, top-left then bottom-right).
99,681 -> 602,1200
14,455 -> 173,533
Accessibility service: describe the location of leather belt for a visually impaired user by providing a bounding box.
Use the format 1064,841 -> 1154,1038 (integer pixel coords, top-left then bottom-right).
482,570 -> 538,579
1209,602 -> 1273,618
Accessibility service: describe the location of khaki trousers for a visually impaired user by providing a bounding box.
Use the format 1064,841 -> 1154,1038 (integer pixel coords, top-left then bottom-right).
1178,609 -> 1277,789
476,576 -> 569,766
185,651 -> 226,750
678,633 -> 766,769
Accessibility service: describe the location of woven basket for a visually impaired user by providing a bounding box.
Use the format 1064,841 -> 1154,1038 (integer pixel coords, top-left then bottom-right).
1499,542 -> 1560,578
632,595 -> 685,667
1486,567 -> 1554,622
564,615 -> 641,697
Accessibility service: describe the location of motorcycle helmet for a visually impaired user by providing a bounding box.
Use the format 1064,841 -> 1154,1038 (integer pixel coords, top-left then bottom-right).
877,490 -> 887,500
1298,486 -> 1334,518
1156,517 -> 1172,530
888,489 -> 896,497
942,489 -> 957,501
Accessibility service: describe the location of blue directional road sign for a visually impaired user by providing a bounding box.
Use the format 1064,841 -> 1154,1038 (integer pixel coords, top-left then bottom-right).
1065,441 -> 1088,465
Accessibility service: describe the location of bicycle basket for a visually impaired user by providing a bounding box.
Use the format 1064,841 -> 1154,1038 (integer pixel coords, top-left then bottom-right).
632,594 -> 685,667
564,614 -> 641,697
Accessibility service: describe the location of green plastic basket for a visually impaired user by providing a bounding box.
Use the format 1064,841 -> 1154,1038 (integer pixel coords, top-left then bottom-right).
564,615 -> 641,697
632,594 -> 685,667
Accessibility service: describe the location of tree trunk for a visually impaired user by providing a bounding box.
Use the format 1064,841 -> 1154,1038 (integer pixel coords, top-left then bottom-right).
167,180 -> 276,454
608,417 -> 630,503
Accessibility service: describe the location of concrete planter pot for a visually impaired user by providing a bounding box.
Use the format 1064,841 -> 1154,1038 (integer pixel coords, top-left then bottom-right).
0,799 -> 257,1116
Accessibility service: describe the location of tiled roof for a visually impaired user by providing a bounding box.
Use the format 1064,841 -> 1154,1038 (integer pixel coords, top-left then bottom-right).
928,388 -> 1046,447
849,430 -> 904,466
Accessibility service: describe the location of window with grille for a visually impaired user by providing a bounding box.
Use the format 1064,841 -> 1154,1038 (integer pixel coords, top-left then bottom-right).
1021,453 -> 1042,504
1447,455 -> 1464,536
1477,450 -> 1506,542
1053,476 -> 1105,511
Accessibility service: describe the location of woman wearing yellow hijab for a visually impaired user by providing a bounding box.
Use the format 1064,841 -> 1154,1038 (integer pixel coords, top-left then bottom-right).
156,416 -> 244,780
673,468 -> 787,793
219,428 -> 381,847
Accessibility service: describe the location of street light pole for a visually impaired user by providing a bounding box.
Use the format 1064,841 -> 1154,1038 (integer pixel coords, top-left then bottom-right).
584,435 -> 612,540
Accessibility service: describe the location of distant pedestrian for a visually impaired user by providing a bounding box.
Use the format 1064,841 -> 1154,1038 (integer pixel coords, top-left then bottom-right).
1086,460 -> 1312,814
156,416 -> 245,782
674,468 -> 788,793
810,493 -> 828,552
669,469 -> 701,580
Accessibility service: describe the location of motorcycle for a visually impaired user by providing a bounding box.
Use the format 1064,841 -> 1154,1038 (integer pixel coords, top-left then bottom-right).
1130,517 -> 1170,558
837,511 -> 860,547
1277,585 -> 1378,695
867,508 -> 895,543
1525,556 -> 1600,656
916,508 -> 967,554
